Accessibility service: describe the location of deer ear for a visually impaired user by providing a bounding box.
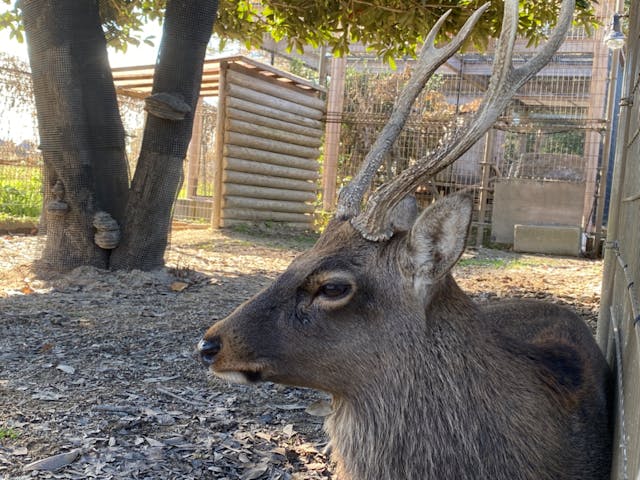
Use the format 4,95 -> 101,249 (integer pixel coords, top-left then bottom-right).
405,192 -> 473,283
390,195 -> 418,233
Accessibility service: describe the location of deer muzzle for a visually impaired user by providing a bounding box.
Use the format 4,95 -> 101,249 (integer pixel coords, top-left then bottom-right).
197,336 -> 221,366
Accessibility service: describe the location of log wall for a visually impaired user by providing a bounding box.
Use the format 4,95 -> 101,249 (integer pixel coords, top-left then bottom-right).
213,63 -> 325,229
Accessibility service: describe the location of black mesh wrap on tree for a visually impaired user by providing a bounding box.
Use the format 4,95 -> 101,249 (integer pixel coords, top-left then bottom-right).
109,0 -> 218,271
22,0 -> 129,273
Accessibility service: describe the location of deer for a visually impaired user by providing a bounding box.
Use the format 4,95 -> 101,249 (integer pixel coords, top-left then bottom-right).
197,0 -> 613,478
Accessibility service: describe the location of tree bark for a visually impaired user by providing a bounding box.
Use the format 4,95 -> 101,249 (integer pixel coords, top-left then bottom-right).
22,0 -> 129,273
110,0 -> 218,270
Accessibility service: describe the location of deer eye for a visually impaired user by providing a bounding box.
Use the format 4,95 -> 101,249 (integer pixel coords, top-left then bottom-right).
306,270 -> 357,308
318,283 -> 352,299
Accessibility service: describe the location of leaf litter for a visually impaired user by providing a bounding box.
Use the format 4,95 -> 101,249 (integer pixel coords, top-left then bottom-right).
0,228 -> 602,479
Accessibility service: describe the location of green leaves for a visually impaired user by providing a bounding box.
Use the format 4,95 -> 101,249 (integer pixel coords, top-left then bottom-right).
215,0 -> 597,60
0,0 -> 598,58
98,0 -> 166,52
0,2 -> 22,43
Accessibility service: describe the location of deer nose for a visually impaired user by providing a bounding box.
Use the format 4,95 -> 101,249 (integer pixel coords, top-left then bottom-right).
197,336 -> 221,366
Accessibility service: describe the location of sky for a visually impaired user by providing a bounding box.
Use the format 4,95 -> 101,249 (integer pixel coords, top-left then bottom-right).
0,20 -> 163,68
0,6 -> 240,141
0,12 -> 163,142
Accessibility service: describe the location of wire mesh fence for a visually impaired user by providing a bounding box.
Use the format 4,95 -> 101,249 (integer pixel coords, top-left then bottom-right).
0,54 -> 41,230
336,27 -> 611,243
119,95 -> 218,224
0,3 -> 614,244
0,54 -> 218,230
0,141 -> 42,224
174,100 -> 217,224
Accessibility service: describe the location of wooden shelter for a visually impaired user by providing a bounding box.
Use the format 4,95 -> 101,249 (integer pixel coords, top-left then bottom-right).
112,56 -> 326,229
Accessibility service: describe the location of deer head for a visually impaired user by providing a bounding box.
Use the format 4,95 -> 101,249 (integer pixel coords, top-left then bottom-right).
198,191 -> 474,391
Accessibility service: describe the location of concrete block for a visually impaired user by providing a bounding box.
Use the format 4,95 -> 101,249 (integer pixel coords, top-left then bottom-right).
492,180 -> 586,244
513,224 -> 582,257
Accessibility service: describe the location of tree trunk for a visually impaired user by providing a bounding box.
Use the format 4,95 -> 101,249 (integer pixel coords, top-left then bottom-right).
23,0 -> 218,274
110,0 -> 218,270
22,0 -> 129,273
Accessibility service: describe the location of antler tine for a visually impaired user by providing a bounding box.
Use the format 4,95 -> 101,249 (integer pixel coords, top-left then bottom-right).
335,2 -> 491,221
352,0 -> 576,241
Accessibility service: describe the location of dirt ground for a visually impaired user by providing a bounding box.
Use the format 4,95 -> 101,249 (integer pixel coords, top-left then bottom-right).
0,226 -> 603,479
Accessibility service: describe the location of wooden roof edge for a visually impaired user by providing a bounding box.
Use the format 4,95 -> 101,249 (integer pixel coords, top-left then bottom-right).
222,56 -> 326,94
112,54 -> 326,95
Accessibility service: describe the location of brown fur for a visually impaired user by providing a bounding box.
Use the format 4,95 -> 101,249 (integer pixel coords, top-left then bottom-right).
199,194 -> 612,480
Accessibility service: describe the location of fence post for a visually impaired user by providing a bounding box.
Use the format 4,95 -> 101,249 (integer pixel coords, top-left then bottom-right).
596,31 -> 638,355
592,49 -> 621,257
186,97 -> 204,198
475,129 -> 495,247
212,61 -> 229,229
322,55 -> 346,211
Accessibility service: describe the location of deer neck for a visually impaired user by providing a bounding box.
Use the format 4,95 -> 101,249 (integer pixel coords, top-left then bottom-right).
325,276 -> 500,480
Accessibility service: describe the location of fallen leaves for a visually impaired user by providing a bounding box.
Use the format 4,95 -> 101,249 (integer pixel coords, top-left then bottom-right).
242,464 -> 269,480
170,280 -> 190,292
56,364 -> 76,375
23,449 -> 80,472
0,230 -> 602,479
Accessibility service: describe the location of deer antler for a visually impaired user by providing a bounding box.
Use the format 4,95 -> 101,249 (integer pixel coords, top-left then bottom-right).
337,0 -> 576,241
335,2 -> 490,221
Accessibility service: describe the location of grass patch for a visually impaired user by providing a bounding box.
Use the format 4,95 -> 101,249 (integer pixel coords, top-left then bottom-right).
504,258 -> 535,269
458,257 -> 512,268
0,165 -> 42,218
0,211 -> 39,223
0,427 -> 19,440
504,257 -> 556,268
458,255 -> 553,270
